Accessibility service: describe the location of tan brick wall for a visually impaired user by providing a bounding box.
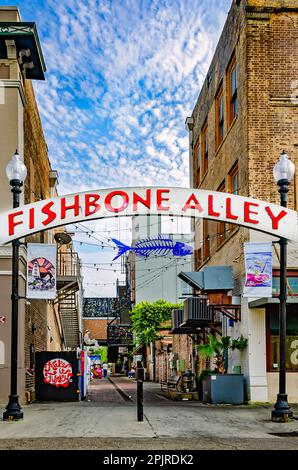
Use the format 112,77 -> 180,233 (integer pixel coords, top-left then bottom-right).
247,10 -> 298,208
190,0 -> 298,398
22,80 -> 63,400
192,0 -> 298,276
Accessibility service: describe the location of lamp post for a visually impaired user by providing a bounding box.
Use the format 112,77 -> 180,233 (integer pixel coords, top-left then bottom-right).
271,150 -> 295,422
3,151 -> 27,421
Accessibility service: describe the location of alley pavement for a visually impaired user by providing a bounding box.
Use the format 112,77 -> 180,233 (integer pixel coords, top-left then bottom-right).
1,376 -> 298,450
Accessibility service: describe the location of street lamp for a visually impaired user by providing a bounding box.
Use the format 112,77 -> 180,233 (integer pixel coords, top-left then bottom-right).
271,150 -> 295,422
3,151 -> 27,421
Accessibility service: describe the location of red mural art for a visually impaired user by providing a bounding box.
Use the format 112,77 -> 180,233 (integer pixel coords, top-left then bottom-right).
43,358 -> 73,388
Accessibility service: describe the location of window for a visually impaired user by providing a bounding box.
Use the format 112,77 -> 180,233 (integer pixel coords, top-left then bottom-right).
217,181 -> 227,247
216,85 -> 224,148
266,305 -> 298,372
194,138 -> 201,187
195,221 -> 203,268
201,122 -> 208,176
203,219 -> 210,260
228,161 -> 239,195
227,53 -> 238,126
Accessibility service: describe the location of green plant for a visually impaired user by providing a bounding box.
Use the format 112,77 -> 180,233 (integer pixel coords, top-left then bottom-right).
130,299 -> 182,346
92,346 -> 107,363
196,334 -> 248,374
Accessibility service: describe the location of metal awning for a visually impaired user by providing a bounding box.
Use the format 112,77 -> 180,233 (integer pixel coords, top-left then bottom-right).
249,297 -> 298,308
178,266 -> 233,292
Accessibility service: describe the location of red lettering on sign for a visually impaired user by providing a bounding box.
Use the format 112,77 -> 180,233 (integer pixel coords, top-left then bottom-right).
42,201 -> 57,225
105,191 -> 129,213
61,195 -> 80,219
133,189 -> 151,211
8,211 -> 23,236
207,195 -> 220,217
157,189 -> 170,211
226,198 -> 238,221
265,206 -> 288,230
85,194 -> 100,216
182,194 -> 203,213
29,207 -> 35,229
244,201 -> 259,225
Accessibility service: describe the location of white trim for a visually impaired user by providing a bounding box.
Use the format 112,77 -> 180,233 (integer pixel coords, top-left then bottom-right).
0,79 -> 26,105
0,270 -> 26,281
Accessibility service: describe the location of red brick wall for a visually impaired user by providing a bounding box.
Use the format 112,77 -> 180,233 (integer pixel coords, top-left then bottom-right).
83,319 -> 109,341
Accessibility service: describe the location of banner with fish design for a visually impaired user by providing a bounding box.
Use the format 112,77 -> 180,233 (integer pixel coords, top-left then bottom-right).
27,243 -> 57,299
243,242 -> 272,298
112,235 -> 193,260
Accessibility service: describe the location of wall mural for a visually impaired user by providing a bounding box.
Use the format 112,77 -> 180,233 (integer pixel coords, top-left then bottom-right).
112,235 -> 193,260
43,358 -> 73,388
83,297 -> 117,317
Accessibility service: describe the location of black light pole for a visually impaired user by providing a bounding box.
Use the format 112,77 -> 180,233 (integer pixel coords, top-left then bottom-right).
272,151 -> 295,422
3,151 -> 27,421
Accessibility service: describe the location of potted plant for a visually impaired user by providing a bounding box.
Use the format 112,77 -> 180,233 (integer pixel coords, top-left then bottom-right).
197,334 -> 248,404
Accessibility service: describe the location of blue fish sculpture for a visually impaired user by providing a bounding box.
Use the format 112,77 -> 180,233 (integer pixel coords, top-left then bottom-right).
112,235 -> 193,260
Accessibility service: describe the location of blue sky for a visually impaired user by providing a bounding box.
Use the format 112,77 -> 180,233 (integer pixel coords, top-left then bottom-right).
2,0 -> 231,295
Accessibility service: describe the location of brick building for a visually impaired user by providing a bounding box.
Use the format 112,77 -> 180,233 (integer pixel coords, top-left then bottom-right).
0,7 -> 83,404
183,0 -> 298,401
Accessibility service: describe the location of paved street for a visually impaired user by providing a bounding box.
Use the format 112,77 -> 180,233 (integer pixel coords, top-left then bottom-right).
1,376 -> 298,450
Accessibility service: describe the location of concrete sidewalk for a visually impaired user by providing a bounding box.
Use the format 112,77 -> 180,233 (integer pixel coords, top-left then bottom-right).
0,379 -> 298,449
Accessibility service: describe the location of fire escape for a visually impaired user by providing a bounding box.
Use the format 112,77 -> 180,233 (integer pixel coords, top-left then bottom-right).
55,251 -> 82,349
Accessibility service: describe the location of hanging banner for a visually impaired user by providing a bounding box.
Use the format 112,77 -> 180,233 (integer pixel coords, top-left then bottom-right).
27,243 -> 57,299
243,242 -> 272,298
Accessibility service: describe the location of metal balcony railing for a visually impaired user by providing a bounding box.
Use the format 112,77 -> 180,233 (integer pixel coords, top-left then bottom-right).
57,251 -> 80,278
107,324 -> 133,346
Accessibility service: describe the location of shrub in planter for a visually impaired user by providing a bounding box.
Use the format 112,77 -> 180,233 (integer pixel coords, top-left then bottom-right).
196,335 -> 248,404
197,334 -> 248,374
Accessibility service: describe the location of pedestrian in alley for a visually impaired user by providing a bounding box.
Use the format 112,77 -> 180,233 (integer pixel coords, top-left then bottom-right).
102,362 -> 108,378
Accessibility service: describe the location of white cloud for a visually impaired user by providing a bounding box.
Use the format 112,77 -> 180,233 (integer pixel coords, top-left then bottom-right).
27,0 -> 231,294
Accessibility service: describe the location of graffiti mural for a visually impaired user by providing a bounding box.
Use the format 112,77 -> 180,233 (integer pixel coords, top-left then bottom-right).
83,297 -> 117,317
43,358 -> 73,388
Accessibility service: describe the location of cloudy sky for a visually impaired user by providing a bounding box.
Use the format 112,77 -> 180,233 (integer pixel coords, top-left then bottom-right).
3,0 -> 231,295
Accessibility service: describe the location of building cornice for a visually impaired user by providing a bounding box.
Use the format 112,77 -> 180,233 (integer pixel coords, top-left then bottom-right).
0,78 -> 26,105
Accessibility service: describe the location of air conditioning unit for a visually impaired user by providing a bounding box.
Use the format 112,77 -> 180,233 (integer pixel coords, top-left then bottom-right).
171,309 -> 184,330
183,297 -> 213,326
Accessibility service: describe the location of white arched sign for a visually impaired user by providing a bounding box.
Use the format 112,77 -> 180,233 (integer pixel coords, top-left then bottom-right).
0,186 -> 297,243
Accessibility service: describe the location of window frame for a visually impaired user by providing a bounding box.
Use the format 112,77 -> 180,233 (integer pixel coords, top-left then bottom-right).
194,137 -> 201,187
228,160 -> 239,195
266,306 -> 298,372
215,84 -> 224,148
227,53 -> 238,127
201,121 -> 208,177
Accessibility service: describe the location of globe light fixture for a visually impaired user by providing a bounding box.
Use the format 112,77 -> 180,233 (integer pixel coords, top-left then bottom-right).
273,150 -> 295,184
6,150 -> 27,184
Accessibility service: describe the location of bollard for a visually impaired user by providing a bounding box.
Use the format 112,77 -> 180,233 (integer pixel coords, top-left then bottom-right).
137,379 -> 143,422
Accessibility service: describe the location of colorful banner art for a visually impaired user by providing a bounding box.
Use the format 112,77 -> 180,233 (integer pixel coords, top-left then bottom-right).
27,243 -> 57,299
43,358 -> 73,388
243,242 -> 272,298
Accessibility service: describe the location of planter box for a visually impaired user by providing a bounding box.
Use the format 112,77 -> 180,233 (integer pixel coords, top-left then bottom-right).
202,374 -> 244,404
